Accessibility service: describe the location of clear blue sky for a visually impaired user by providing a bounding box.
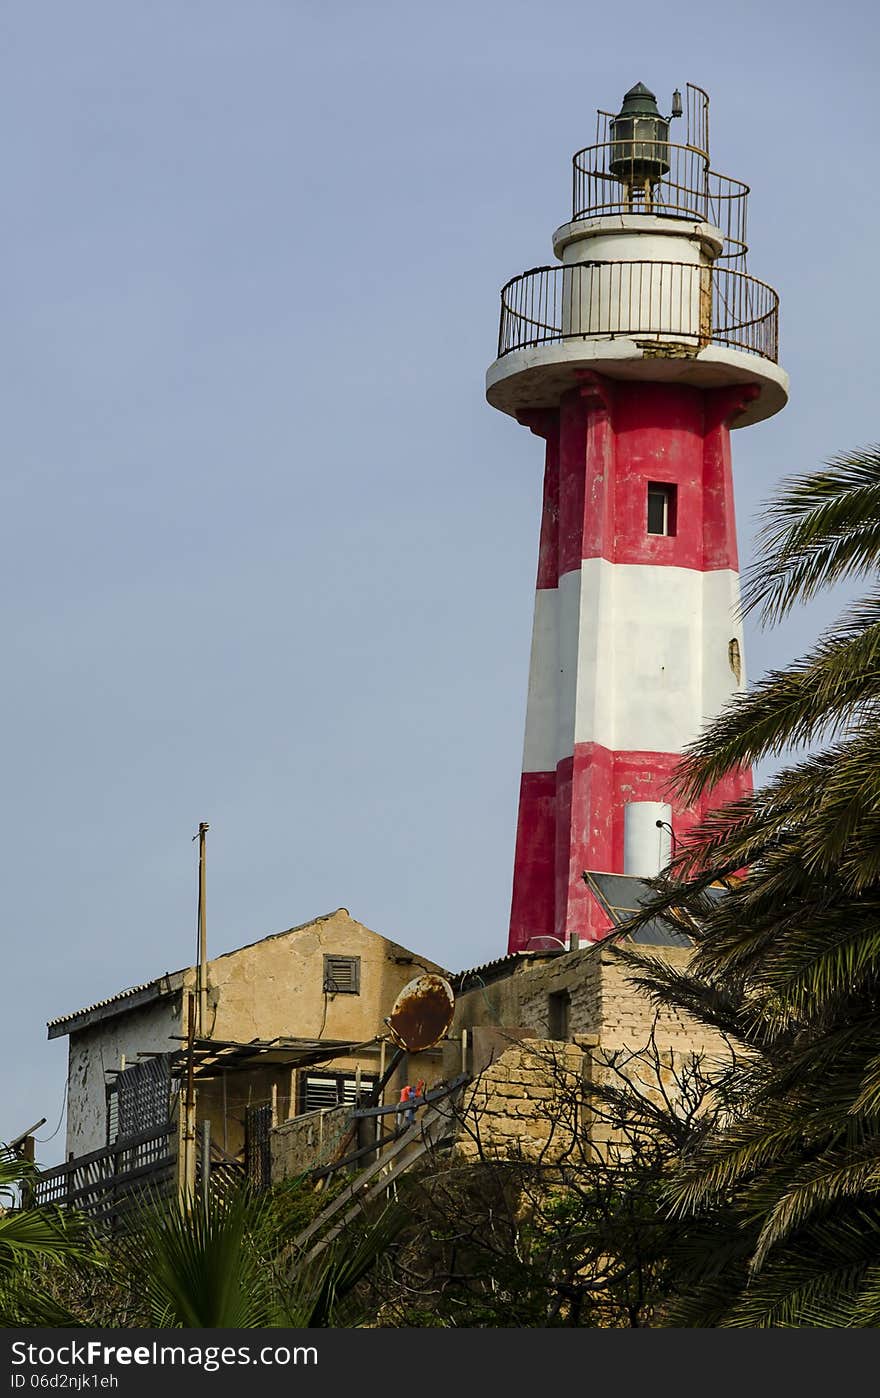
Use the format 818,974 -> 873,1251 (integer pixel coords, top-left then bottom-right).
4,0 -> 878,1162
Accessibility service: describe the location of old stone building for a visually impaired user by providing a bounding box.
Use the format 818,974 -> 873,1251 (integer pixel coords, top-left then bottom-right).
47,907 -> 446,1164
38,876 -> 723,1217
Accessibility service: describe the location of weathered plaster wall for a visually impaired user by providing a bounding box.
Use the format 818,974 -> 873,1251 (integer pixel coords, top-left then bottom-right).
269,1105 -> 352,1184
65,993 -> 186,1158
204,909 -> 444,1047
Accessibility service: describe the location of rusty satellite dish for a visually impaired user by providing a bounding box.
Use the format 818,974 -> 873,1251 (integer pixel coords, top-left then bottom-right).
385,974 -> 455,1053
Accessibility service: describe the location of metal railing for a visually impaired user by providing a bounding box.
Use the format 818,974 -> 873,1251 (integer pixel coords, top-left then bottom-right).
571,141 -> 749,263
497,260 -> 778,363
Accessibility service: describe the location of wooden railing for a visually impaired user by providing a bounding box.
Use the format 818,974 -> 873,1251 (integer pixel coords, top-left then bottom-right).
33,1124 -> 177,1230
291,1076 -> 470,1263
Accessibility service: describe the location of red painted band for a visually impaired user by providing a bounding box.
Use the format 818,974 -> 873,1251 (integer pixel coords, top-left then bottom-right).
555,379 -> 743,576
508,742 -> 752,952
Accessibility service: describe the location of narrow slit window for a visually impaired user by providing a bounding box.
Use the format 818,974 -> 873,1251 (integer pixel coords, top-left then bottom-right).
647,482 -> 677,536
106,1083 -> 119,1146
548,989 -> 571,1041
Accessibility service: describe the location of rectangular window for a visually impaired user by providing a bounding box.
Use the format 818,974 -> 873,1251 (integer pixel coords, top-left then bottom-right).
647,482 -> 677,536
300,1072 -> 375,1113
323,954 -> 361,994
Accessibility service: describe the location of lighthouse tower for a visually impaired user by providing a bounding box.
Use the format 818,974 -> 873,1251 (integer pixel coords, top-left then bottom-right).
488,83 -> 788,952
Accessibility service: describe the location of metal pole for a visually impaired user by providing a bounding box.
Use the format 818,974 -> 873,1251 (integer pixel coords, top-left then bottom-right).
194,822 -> 209,1036
201,1118 -> 211,1213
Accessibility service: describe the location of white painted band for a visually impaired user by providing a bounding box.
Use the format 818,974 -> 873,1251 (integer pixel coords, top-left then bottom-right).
520,560 -> 745,771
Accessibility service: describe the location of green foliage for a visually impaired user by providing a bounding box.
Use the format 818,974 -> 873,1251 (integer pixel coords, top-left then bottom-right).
6,1173 -> 399,1329
16,446 -> 880,1327
0,1151 -> 93,1325
615,446 -> 880,1326
367,1036 -> 726,1328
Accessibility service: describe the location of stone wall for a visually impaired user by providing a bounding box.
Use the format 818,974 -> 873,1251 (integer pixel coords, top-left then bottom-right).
269,1104 -> 353,1184
453,1039 -> 586,1163
453,942 -> 726,1061
446,942 -> 729,1165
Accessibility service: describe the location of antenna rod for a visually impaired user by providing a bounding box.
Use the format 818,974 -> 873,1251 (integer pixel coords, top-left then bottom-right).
194,822 -> 210,1035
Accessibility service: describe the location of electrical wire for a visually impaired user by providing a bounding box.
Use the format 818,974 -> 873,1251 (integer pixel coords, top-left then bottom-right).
458,972 -> 505,1023
316,988 -> 330,1039
35,1077 -> 68,1144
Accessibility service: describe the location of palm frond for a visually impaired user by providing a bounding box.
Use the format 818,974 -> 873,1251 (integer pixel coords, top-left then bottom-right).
743,449 -> 880,624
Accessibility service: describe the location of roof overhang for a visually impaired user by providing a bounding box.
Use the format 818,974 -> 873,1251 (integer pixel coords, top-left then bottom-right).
47,979 -> 179,1040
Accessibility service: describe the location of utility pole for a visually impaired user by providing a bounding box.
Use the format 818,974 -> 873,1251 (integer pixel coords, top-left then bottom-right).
193,822 -> 210,1036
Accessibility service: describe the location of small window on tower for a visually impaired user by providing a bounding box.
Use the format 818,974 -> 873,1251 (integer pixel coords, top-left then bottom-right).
647,482 -> 677,536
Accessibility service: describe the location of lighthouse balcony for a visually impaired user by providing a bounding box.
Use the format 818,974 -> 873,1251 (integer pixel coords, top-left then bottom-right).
499,259 -> 777,362
488,259 -> 787,428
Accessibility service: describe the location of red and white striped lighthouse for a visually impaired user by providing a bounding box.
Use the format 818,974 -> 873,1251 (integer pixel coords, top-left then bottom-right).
487,83 -> 788,951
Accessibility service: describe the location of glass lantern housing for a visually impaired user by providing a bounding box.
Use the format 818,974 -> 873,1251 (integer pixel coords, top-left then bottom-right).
609,82 -> 670,186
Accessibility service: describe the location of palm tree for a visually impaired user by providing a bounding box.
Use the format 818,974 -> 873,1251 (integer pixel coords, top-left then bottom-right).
88,1182 -> 402,1328
613,449 -> 880,1325
0,1149 -> 91,1324
21,1178 -> 401,1328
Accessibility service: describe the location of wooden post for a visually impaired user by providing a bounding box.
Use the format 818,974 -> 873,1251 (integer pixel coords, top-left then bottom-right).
222,1071 -> 228,1154
375,1042 -> 386,1160
173,1095 -> 187,1202
182,992 -> 197,1201
19,1137 -> 35,1210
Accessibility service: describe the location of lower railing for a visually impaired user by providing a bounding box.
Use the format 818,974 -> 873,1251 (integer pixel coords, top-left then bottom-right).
498,260 -> 779,363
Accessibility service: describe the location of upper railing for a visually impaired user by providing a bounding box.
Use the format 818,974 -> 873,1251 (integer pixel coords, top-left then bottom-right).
497,260 -> 779,364
571,141 -> 749,264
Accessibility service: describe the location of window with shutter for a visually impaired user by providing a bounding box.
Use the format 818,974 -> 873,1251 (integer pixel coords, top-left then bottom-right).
106,1083 -> 119,1146
301,1072 -> 375,1113
323,954 -> 361,994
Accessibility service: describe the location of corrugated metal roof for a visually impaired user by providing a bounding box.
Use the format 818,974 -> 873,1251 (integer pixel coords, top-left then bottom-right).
46,977 -> 169,1031
451,949 -> 555,990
